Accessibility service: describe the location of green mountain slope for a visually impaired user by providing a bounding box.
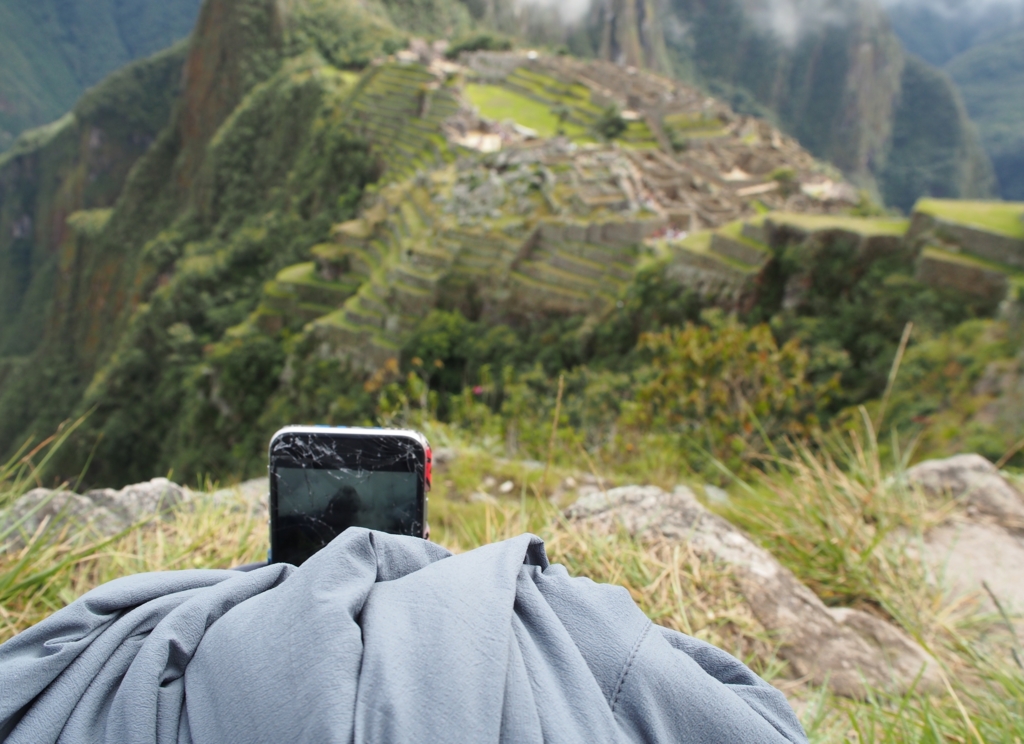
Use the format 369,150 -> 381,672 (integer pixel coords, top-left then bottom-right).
0,0 -> 1017,488
946,30 -> 1024,201
882,1 -> 1024,201
0,0 -> 446,483
0,43 -> 188,359
886,0 -> 1024,67
0,0 -> 203,152
881,55 -> 996,212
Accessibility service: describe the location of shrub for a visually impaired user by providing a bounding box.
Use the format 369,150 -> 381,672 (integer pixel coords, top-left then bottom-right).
593,106 -> 628,141
445,33 -> 514,59
622,311 -> 832,472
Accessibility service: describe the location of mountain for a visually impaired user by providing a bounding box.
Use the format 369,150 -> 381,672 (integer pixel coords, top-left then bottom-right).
0,42 -> 187,359
494,0 -> 995,212
0,0 -> 204,152
885,0 -> 1024,67
945,30 -> 1024,200
1,0 -> 1018,489
1,0 -> 1019,488
0,0 -> 999,211
600,0 -> 996,212
884,1 -> 1024,200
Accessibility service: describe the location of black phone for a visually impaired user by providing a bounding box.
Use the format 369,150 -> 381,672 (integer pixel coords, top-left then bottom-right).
268,426 -> 432,565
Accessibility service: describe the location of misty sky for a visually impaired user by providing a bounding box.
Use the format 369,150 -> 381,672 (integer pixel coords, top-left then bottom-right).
745,0 -> 1024,46
511,0 -> 1023,47
514,0 -> 593,24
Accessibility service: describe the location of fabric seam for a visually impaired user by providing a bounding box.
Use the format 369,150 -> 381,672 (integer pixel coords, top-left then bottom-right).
610,621 -> 652,715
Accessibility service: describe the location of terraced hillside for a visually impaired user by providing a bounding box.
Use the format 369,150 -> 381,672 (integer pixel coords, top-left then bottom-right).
239,50 -> 865,369
241,50 -> 1022,374
907,199 -> 1024,303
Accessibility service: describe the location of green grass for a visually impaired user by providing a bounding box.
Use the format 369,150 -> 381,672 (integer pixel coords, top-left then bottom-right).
668,230 -> 762,273
619,120 -> 659,149
766,212 -> 911,237
921,245 -> 1020,275
915,198 -> 1024,239
663,112 -> 725,132
718,219 -> 771,252
505,69 -> 602,118
464,84 -> 592,141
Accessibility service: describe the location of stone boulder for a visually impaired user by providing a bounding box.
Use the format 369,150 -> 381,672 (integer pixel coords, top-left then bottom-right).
907,454 -> 1024,630
566,485 -> 942,699
1,478 -> 188,550
906,454 -> 1024,533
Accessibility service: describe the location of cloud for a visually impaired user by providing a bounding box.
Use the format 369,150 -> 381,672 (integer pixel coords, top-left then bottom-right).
742,0 -> 851,46
514,0 -> 593,25
743,0 -> 1023,47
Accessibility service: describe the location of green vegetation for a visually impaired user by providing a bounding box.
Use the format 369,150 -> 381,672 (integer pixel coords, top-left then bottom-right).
0,0 -> 1014,498
881,57 -> 996,213
463,68 -> 617,144
446,32 -> 514,59
377,0 -> 471,38
766,212 -> 909,237
921,245 -> 1022,275
885,2 -> 1024,201
916,197 -> 1024,239
592,105 -> 628,141
946,30 -> 1024,201
0,0 -> 201,152
0,41 -> 188,359
0,1 -> 1023,737
0,50 -> 381,487
876,319 -> 1023,464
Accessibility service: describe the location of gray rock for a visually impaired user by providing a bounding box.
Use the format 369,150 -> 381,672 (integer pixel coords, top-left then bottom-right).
566,485 -> 942,699
922,520 -> 1024,631
2,478 -> 189,551
209,478 -> 269,514
906,454 -> 1024,532
431,448 -> 458,466
83,478 -> 188,524
2,490 -> 124,549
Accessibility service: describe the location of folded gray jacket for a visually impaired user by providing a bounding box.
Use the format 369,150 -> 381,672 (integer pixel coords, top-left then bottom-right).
0,529 -> 807,743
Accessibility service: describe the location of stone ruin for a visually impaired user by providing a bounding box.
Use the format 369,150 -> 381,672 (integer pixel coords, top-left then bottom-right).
246,52 -> 1022,371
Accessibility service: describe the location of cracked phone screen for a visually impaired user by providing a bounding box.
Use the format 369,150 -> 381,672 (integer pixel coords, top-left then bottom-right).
270,431 -> 425,565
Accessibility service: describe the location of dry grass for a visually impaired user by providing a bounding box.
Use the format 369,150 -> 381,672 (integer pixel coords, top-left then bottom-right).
0,491 -> 267,643
2,422 -> 1023,742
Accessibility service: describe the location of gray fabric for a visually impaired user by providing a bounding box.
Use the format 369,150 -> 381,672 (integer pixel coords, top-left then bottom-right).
0,529 -> 807,743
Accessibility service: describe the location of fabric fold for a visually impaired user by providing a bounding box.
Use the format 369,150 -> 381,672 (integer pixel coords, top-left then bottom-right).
0,529 -> 807,744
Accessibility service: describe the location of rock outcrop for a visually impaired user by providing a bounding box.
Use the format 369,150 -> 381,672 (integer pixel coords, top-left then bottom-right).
0,476 -> 274,553
907,453 -> 1024,533
908,454 -> 1024,628
566,484 -> 942,699
1,478 -> 188,550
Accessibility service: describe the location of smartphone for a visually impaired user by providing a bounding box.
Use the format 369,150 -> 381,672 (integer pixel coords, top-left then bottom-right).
268,426 -> 432,565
